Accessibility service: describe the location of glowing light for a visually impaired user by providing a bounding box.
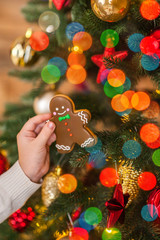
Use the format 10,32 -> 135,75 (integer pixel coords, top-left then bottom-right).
25,28 -> 32,38
84,207 -> 102,225
69,227 -> 89,240
141,204 -> 158,222
152,149 -> 160,167
30,32 -> 49,51
108,69 -> 126,87
38,11 -> 60,33
140,36 -> 159,55
131,92 -> 150,111
58,174 -> 77,194
66,22 -> 84,40
41,65 -> 61,84
99,168 -> 119,187
140,0 -> 160,20
122,90 -> 135,109
111,94 -> 129,112
140,123 -> 159,144
138,172 -> 157,191
122,140 -> 141,159
73,32 -> 92,51
104,81 -> 124,98
48,57 -> 67,76
146,135 -> 160,149
66,65 -> 87,84
79,212 -> 94,232
102,228 -> 122,240
100,29 -> 119,48
68,52 -> 86,67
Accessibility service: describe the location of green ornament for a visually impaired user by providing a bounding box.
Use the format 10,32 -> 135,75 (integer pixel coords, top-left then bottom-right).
100,29 -> 119,48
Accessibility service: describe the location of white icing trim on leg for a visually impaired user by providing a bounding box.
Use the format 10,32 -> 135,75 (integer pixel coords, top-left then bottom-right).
81,138 -> 94,148
56,144 -> 71,151
78,111 -> 88,124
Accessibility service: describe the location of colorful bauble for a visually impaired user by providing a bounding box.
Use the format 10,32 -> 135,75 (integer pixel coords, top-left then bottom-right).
128,33 -> 144,52
141,54 -> 159,71
100,30 -> 119,48
141,204 -> 158,222
140,0 -> 160,20
38,11 -> 60,33
100,168 -> 119,187
8,208 -> 35,232
102,228 -> 122,240
41,65 -> 61,84
148,187 -> 160,217
84,207 -> 102,225
58,174 -> 77,194
33,90 -> 56,115
70,227 -> 89,240
52,0 -> 71,10
91,0 -> 130,22
66,22 -> 84,40
0,151 -> 9,175
122,140 -> 141,159
48,57 -> 67,76
42,167 -> 61,207
30,32 -> 49,51
140,36 -> 159,55
138,172 -> 157,191
10,30 -> 37,67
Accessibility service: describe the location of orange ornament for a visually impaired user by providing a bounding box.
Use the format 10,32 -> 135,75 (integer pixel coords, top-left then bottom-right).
99,168 -> 119,187
68,52 -> 86,67
131,92 -> 150,111
58,174 -> 77,194
140,0 -> 160,20
66,65 -> 87,84
140,123 -> 159,143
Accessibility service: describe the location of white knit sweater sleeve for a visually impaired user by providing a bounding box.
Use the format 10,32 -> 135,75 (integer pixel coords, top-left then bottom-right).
0,161 -> 41,223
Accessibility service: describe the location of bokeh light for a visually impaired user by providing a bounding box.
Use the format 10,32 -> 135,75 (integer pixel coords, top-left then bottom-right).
38,11 -> 60,33
68,52 -> 86,67
140,123 -> 159,144
99,168 -> 119,187
138,172 -> 157,191
48,57 -> 67,76
30,32 -> 49,51
122,90 -> 135,109
102,228 -> 122,240
66,22 -> 84,40
140,0 -> 160,20
69,227 -> 89,240
140,37 -> 159,55
73,32 -> 92,51
108,69 -> 126,87
141,204 -> 158,222
88,151 -> 106,169
79,212 -> 94,232
128,33 -> 144,52
142,101 -> 160,119
66,65 -> 87,84
100,29 -> 119,48
141,54 -> 159,71
111,94 -> 129,112
122,140 -> 141,159
146,135 -> 160,149
104,81 -> 124,98
41,65 -> 61,84
58,174 -> 77,194
84,207 -> 102,225
131,92 -> 150,111
100,69 -> 111,84
152,149 -> 160,167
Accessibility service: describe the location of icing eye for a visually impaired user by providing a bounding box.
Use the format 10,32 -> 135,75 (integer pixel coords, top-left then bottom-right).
56,108 -> 59,111
62,106 -> 64,109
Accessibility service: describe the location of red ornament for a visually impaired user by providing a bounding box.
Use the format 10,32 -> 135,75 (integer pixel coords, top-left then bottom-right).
8,207 -> 35,232
140,36 -> 159,54
52,0 -> 71,10
140,0 -> 160,20
30,32 -> 49,51
138,172 -> 157,191
91,47 -> 128,83
105,184 -> 129,228
71,207 -> 82,222
0,152 -> 9,175
148,187 -> 160,217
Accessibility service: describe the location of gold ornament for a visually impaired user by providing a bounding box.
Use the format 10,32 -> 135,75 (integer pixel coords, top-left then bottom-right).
10,29 -> 37,67
42,166 -> 62,207
91,0 -> 130,22
118,163 -> 142,207
33,90 -> 56,115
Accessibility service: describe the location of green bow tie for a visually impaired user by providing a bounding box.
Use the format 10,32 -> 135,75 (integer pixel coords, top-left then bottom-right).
58,114 -> 70,122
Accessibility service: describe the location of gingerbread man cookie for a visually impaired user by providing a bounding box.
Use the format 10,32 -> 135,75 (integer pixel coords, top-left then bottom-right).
49,94 -> 97,153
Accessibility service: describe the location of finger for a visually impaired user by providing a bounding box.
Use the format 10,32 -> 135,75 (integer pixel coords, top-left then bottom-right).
22,114 -> 52,132
34,122 -> 46,135
47,133 -> 56,146
36,121 -> 56,146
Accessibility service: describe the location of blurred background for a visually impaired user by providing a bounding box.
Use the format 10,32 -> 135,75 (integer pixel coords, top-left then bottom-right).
0,0 -> 34,118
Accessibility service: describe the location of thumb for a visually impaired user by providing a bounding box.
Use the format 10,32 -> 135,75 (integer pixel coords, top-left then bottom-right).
36,121 -> 55,146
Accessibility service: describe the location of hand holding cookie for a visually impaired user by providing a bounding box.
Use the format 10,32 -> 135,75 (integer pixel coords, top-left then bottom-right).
49,94 -> 97,153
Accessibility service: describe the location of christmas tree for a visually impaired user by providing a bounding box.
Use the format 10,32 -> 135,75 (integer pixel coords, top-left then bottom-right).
0,0 -> 160,239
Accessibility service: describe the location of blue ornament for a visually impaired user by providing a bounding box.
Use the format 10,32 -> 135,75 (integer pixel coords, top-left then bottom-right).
85,138 -> 102,153
48,57 -> 67,76
79,212 -> 94,232
122,140 -> 141,159
141,54 -> 159,71
123,77 -> 131,92
88,151 -> 106,169
128,33 -> 144,52
66,22 -> 85,40
115,109 -> 132,116
141,204 -> 158,222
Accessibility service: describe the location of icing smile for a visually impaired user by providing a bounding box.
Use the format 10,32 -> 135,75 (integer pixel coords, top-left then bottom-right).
58,110 -> 67,115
